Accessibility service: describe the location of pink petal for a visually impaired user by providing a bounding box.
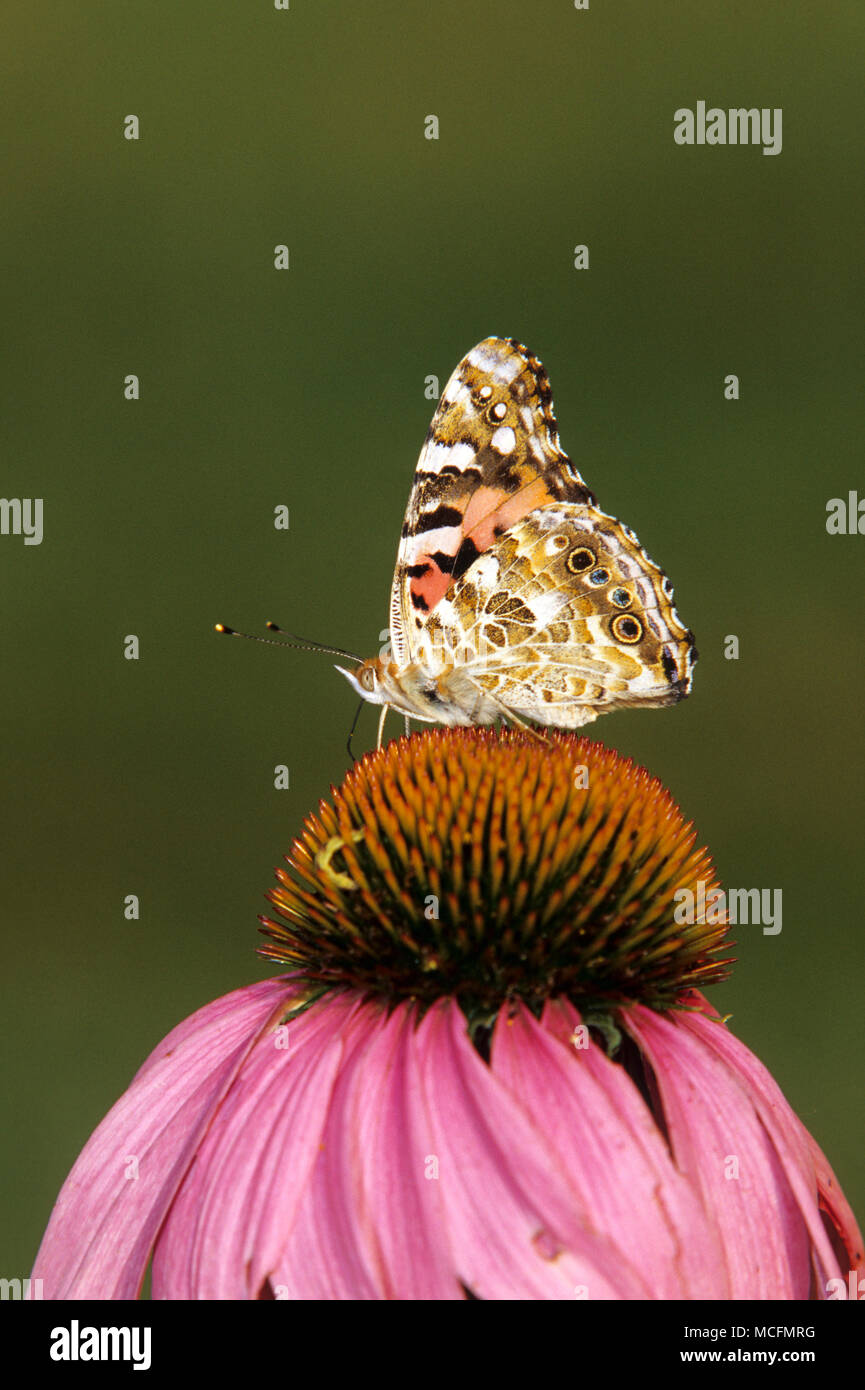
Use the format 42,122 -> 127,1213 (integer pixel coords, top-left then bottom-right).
275,1002 -> 460,1299
32,978 -> 293,1299
622,1001 -> 816,1298
804,1135 -> 865,1285
674,999 -> 864,1295
410,999 -> 650,1299
153,991 -> 362,1299
493,999 -> 724,1297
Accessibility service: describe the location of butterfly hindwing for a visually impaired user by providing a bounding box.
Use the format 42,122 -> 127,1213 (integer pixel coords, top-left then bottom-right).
389,338 -> 594,664
418,503 -> 696,727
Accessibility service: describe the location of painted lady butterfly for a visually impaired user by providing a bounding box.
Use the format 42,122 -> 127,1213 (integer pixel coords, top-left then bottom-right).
337,336 -> 697,746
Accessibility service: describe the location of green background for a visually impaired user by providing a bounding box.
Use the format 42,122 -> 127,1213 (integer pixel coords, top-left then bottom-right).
2,1 -> 863,1279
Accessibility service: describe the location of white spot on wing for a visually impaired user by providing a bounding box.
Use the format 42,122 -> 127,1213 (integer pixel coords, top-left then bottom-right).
532,507 -> 570,531
404,525 -> 461,557
449,381 -> 475,412
421,439 -> 476,474
530,591 -> 569,625
490,425 -> 516,455
468,552 -> 500,586
467,344 -> 522,385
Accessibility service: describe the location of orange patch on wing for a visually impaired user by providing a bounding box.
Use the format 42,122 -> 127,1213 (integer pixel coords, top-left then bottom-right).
408,478 -> 557,617
462,478 -> 554,551
409,557 -> 450,612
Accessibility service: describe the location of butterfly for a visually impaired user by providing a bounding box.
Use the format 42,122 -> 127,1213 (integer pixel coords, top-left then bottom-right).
336,336 -> 696,747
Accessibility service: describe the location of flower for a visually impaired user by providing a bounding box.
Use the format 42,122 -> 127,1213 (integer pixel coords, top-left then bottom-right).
32,731 -> 862,1299
259,729 -> 733,1019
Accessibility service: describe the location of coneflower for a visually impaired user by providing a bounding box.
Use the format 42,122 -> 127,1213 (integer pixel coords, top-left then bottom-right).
32,731 -> 862,1299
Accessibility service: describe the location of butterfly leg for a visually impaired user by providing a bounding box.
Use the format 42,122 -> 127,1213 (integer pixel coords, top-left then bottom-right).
376,703 -> 390,750
508,715 -> 550,746
345,698 -> 364,763
403,715 -> 410,738
486,694 -> 550,746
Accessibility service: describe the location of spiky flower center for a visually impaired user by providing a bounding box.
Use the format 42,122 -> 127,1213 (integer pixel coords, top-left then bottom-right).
260,729 -> 732,1018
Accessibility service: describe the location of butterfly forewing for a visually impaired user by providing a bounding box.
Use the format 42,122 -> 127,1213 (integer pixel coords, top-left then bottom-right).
390,337 -> 594,665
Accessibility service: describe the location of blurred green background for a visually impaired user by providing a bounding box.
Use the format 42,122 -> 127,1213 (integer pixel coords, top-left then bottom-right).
2,0 -> 863,1278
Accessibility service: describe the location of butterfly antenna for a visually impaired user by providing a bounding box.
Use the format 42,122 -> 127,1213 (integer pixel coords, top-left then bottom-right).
214,622 -> 363,664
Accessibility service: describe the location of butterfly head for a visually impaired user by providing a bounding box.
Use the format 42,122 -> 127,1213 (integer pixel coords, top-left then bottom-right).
337,655 -> 457,725
335,656 -> 389,707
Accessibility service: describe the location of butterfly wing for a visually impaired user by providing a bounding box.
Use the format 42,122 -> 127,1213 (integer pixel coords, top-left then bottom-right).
423,503 -> 696,728
389,337 -> 594,665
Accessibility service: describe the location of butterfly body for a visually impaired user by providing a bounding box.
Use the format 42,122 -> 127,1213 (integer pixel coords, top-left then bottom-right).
340,338 -> 696,741
339,655 -> 503,728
